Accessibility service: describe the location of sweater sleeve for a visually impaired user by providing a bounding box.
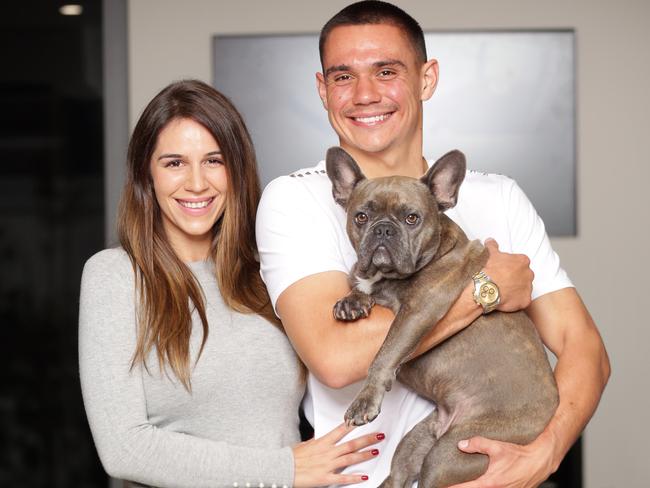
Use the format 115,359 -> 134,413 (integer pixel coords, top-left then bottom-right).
78,249 -> 295,488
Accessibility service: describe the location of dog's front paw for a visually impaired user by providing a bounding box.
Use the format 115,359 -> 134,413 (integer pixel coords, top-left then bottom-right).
333,292 -> 375,322
345,384 -> 383,426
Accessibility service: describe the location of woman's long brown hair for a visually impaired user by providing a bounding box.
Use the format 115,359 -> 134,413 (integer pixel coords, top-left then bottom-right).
118,80 -> 279,390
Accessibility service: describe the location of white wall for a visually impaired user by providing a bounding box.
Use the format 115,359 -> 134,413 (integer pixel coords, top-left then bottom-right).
127,1 -> 650,486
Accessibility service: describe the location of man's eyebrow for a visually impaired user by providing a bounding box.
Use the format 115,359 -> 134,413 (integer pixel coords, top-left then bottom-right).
324,59 -> 408,78
374,59 -> 407,70
324,64 -> 351,78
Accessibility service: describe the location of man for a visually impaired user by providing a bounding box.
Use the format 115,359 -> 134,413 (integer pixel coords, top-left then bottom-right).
256,1 -> 610,486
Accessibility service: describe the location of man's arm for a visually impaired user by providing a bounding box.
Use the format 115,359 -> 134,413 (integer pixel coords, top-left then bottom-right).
452,287 -> 610,488
277,240 -> 533,388
277,270 -> 392,388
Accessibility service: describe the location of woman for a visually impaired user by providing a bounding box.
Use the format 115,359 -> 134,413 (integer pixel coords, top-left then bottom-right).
79,80 -> 382,488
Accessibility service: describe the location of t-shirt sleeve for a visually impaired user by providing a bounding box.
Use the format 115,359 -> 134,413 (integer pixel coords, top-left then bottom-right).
256,175 -> 349,312
502,178 -> 574,300
78,249 -> 294,488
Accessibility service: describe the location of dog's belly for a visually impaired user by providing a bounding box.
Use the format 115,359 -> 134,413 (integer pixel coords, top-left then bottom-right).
397,310 -> 558,440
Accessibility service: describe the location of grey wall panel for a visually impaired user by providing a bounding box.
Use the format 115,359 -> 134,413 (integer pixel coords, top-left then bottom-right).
213,31 -> 575,236
213,34 -> 337,187
103,0 -> 129,247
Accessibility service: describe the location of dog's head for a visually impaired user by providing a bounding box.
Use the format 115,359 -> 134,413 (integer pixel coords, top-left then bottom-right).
326,147 -> 466,279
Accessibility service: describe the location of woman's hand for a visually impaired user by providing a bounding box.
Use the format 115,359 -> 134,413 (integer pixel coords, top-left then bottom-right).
293,423 -> 384,487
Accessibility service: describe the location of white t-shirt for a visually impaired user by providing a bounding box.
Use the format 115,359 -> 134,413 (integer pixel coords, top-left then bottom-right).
256,160 -> 573,487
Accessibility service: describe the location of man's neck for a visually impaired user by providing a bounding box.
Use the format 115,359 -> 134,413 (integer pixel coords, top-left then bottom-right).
340,144 -> 427,179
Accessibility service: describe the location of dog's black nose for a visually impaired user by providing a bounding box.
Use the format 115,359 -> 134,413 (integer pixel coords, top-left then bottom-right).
373,222 -> 396,238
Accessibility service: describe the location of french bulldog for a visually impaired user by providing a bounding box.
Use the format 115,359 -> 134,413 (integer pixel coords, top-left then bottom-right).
326,147 -> 558,488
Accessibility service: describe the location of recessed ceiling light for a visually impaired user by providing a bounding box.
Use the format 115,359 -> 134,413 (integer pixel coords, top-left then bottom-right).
59,4 -> 83,16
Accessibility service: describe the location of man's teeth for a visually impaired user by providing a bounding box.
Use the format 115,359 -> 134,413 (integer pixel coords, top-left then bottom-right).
179,199 -> 211,209
355,114 -> 390,124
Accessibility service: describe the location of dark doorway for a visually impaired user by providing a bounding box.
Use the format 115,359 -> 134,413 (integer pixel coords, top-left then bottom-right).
0,1 -> 106,486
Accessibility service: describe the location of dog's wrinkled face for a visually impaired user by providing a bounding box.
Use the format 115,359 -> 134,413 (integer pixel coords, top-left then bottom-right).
346,177 -> 440,278
326,147 -> 466,279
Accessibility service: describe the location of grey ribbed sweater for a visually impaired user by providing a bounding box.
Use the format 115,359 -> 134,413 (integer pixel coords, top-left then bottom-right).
79,248 -> 304,488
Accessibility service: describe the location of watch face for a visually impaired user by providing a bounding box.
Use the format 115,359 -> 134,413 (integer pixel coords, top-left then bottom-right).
479,282 -> 499,305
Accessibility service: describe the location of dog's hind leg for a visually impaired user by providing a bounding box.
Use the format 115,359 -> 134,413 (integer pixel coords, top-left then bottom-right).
420,412 -> 552,488
419,427 -> 488,488
379,410 -> 440,488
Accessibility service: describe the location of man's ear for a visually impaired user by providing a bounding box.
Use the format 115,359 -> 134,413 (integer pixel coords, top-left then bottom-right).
421,58 -> 439,101
326,147 -> 366,207
421,149 -> 466,211
316,72 -> 329,111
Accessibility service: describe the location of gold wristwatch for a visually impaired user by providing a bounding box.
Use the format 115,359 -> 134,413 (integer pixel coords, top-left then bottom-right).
472,271 -> 500,314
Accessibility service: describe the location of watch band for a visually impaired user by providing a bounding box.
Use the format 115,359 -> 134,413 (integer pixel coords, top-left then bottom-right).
472,270 -> 500,314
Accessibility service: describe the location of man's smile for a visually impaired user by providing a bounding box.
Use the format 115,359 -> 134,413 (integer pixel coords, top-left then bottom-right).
349,112 -> 395,126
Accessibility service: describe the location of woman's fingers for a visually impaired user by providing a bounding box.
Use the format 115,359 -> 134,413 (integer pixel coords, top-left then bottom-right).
333,448 -> 379,470
318,422 -> 357,444
292,424 -> 385,486
328,473 -> 370,486
334,431 -> 384,456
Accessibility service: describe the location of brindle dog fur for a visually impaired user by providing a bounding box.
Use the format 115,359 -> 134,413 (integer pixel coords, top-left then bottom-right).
326,147 -> 558,488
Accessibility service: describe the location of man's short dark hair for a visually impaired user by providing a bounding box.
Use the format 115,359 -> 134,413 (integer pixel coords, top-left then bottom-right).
319,1 -> 427,67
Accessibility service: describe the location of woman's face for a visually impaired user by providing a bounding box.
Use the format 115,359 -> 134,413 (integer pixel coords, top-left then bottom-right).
150,117 -> 228,261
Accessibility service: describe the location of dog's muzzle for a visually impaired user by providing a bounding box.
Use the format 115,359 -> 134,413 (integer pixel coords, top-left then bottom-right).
372,245 -> 392,268
357,221 -> 403,273
372,222 -> 397,240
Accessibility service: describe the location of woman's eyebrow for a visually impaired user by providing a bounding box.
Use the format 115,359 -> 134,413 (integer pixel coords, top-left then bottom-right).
157,153 -> 183,160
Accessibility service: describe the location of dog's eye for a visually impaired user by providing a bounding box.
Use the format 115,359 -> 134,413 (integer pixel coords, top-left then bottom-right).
355,212 -> 368,225
405,214 -> 419,225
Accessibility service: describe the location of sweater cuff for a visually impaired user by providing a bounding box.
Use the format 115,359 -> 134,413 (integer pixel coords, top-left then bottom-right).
227,445 -> 294,488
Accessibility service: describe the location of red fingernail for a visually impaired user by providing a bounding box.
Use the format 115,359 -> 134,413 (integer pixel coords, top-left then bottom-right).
371,449 -> 379,456
361,475 -> 369,481
376,433 -> 385,440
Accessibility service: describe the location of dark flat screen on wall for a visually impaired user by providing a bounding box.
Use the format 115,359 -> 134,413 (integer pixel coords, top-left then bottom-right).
213,31 -> 575,236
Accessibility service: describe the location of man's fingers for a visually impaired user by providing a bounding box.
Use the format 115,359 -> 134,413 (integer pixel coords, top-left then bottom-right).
484,237 -> 499,252
457,436 -> 499,456
446,480 -> 482,488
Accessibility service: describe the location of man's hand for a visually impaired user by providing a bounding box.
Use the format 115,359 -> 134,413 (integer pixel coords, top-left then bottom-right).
448,432 -> 558,488
446,288 -> 610,488
482,238 -> 534,312
409,238 -> 534,362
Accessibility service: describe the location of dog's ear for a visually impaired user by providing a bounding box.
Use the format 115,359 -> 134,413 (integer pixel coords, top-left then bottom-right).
421,150 -> 466,211
326,147 -> 366,207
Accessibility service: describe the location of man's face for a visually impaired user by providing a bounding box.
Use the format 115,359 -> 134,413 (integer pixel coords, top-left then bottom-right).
317,23 -> 437,159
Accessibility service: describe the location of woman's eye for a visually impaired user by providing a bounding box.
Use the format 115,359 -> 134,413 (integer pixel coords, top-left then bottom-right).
405,214 -> 419,225
206,158 -> 223,166
355,212 -> 368,225
165,159 -> 183,168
